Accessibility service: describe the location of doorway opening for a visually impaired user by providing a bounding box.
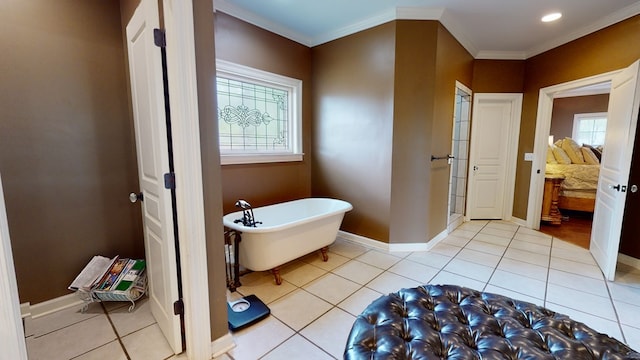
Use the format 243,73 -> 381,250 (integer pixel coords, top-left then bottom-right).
528,71 -> 619,232
448,82 -> 472,231
538,85 -> 611,249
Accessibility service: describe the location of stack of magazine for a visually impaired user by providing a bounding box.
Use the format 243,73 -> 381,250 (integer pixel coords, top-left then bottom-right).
69,255 -> 147,311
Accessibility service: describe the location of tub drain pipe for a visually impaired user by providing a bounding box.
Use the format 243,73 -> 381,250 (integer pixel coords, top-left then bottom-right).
224,229 -> 242,292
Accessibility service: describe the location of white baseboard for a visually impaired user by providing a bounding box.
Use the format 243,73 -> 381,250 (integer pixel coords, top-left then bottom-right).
388,242 -> 429,252
338,228 -> 449,253
22,293 -> 84,319
447,215 -> 464,233
510,217 -> 528,227
338,231 -> 388,251
618,253 -> 640,271
211,333 -> 235,358
426,228 -> 449,250
20,302 -> 31,319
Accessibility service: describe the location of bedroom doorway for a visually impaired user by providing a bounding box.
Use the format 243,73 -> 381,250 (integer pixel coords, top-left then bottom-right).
539,87 -> 611,248
528,70 -> 618,230
529,60 -> 640,280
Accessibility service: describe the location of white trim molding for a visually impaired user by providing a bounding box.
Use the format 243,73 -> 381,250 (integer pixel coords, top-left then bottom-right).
216,59 -> 304,165
211,333 -> 235,358
212,2 -> 640,60
527,70 -> 620,229
162,1 -> 212,358
338,228 -> 449,253
338,231 -> 388,252
23,293 -> 83,319
466,93 -> 522,222
0,173 -> 28,360
618,253 -> 640,271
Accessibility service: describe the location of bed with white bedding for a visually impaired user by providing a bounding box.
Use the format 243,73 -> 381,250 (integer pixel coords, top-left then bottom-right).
545,137 -> 602,213
545,163 -> 599,212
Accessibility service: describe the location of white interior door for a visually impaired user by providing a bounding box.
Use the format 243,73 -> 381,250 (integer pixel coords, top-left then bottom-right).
0,173 -> 28,360
591,60 -> 640,281
126,0 -> 182,353
467,95 -> 521,219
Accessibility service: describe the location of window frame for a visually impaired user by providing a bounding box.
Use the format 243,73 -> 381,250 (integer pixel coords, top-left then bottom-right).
216,59 -> 303,165
571,112 -> 608,146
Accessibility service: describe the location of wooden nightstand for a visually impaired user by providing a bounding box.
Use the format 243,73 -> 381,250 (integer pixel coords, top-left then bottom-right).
541,174 -> 564,225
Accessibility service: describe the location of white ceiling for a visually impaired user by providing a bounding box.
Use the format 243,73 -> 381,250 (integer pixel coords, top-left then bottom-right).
215,0 -> 640,59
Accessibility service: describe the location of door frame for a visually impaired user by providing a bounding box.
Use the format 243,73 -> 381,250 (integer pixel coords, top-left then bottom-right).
448,81 -> 472,230
526,70 -> 620,229
466,93 -> 522,221
0,173 -> 28,360
162,1 -> 224,358
0,2 -> 222,360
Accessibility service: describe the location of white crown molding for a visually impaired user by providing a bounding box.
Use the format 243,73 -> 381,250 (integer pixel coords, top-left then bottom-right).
476,51 -> 527,61
214,0 -> 313,46
311,8 -> 397,46
525,1 -> 640,59
437,9 -> 479,59
214,1 -> 640,59
395,7 -> 443,20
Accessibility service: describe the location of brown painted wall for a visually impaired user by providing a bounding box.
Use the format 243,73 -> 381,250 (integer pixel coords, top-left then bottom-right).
472,60 -> 525,93
429,24 -> 474,239
513,15 -> 640,218
389,21 -> 437,244
214,13 -> 312,214
193,1 -> 229,341
550,94 -> 610,140
1,1 -> 142,303
312,23 -> 396,242
312,20 -> 473,244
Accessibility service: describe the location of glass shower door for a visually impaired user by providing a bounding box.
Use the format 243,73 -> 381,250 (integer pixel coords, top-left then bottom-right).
448,83 -> 471,229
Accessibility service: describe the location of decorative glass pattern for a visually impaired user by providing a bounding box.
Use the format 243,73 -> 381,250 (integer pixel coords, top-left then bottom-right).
217,77 -> 289,152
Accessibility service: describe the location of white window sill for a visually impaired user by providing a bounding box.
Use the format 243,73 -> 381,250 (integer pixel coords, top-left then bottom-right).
221,153 -> 304,165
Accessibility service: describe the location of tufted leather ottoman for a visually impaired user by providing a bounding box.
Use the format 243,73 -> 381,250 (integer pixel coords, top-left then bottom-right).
345,284 -> 640,359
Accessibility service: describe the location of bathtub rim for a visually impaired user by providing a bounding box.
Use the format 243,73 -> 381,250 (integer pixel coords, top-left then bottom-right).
222,197 -> 352,233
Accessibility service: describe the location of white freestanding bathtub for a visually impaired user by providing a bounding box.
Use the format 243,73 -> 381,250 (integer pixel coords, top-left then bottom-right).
223,198 -> 352,284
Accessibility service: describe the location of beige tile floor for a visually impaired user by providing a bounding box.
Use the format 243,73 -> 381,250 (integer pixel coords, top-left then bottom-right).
25,220 -> 640,359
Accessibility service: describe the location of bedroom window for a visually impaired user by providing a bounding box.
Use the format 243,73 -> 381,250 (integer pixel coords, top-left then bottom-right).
572,112 -> 607,146
216,60 -> 303,165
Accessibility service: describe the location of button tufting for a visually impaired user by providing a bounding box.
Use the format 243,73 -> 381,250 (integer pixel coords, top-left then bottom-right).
343,285 -> 640,360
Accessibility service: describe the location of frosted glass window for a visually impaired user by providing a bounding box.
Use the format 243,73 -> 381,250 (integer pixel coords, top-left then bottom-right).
572,112 -> 607,146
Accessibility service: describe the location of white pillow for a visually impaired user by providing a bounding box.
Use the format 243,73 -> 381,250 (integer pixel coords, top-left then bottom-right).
552,145 -> 572,165
581,146 -> 600,165
547,146 -> 558,164
561,137 -> 585,164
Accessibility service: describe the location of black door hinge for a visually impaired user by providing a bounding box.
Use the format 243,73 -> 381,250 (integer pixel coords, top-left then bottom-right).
154,28 -> 166,48
164,172 -> 176,189
173,299 -> 184,316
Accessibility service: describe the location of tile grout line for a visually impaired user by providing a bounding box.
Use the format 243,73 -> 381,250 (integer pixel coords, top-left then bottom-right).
243,247 -> 370,360
226,224 -> 640,357
480,223 -> 518,294
101,302 -> 132,360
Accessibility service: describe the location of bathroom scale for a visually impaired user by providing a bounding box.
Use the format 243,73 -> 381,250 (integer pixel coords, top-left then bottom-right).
227,294 -> 270,331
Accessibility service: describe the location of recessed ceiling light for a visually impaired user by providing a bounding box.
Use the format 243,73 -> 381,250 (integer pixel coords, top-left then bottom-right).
541,12 -> 562,22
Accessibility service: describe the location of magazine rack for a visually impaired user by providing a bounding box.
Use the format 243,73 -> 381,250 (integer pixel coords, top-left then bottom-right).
76,271 -> 147,312
70,257 -> 148,312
